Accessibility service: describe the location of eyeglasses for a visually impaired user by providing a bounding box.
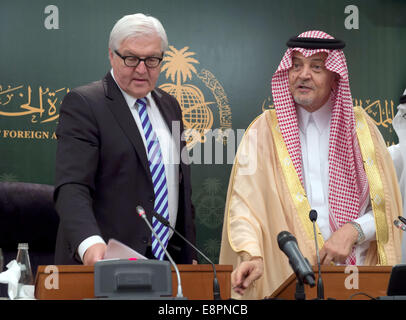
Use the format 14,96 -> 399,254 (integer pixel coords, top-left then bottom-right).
114,50 -> 163,68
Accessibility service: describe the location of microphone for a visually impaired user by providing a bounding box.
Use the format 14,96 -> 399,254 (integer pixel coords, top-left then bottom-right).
309,209 -> 324,300
394,219 -> 406,232
277,231 -> 315,287
398,216 -> 406,225
152,211 -> 222,300
136,205 -> 184,299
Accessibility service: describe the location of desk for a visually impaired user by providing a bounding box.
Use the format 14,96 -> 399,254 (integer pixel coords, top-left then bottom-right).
35,264 -> 232,300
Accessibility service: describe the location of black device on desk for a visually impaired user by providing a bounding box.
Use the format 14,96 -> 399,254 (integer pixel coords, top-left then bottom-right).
377,264 -> 406,300
93,259 -> 185,300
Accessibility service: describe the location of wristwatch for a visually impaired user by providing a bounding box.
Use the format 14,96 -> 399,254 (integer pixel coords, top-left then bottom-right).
348,221 -> 365,245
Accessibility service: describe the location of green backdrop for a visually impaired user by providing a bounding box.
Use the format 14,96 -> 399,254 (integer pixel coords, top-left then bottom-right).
1,0 -> 405,263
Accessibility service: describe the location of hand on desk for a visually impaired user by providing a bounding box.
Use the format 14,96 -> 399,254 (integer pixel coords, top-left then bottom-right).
319,223 -> 358,265
231,257 -> 263,296
83,243 -> 107,266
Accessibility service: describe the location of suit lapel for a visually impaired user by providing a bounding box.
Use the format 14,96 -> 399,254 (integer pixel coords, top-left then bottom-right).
102,72 -> 151,178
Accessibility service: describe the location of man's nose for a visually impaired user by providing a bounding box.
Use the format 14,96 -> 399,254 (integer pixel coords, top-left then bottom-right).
135,60 -> 147,73
298,65 -> 311,80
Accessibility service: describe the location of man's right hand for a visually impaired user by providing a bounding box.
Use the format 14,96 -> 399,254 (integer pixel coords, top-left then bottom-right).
82,243 -> 107,266
231,257 -> 264,296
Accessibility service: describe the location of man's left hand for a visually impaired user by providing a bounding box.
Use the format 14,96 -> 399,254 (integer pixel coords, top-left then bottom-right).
319,223 -> 359,264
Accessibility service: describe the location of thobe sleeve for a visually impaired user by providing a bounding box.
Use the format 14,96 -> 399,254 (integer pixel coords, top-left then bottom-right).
225,128 -> 264,258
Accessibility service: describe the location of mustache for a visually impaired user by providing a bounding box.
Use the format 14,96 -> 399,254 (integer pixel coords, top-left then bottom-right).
294,81 -> 315,90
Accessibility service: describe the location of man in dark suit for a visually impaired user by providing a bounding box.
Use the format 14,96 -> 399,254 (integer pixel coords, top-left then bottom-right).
54,13 -> 196,265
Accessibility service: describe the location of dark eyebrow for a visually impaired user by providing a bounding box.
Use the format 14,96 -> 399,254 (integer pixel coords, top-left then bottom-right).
310,58 -> 325,62
121,50 -> 163,58
121,51 -> 137,56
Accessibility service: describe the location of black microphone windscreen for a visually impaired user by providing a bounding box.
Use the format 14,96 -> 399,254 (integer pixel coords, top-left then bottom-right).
153,211 -> 170,226
398,216 -> 406,225
277,231 -> 297,250
309,210 -> 318,222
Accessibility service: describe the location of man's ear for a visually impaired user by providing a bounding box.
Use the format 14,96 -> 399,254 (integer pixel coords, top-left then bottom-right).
332,73 -> 340,91
108,48 -> 114,61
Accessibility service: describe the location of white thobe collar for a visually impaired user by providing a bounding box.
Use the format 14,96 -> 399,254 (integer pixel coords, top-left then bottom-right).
296,97 -> 332,135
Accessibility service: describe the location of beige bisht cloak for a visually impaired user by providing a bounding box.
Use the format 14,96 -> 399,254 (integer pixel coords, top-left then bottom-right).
219,107 -> 402,300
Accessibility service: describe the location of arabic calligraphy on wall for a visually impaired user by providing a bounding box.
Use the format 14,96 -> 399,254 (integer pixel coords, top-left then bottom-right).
0,84 -> 69,124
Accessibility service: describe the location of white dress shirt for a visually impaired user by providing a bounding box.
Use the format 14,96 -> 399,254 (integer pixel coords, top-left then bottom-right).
77,70 -> 179,261
296,99 -> 376,265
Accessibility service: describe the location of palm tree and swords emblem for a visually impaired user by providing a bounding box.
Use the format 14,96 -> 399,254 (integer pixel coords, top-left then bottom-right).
159,46 -> 232,148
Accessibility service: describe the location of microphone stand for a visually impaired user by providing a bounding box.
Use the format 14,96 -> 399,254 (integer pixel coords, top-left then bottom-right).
152,211 -> 222,300
174,231 -> 221,300
137,207 -> 184,299
309,210 -> 324,300
295,277 -> 306,301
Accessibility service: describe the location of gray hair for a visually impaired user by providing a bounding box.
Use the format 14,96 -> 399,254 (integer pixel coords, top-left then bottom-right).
108,13 -> 168,52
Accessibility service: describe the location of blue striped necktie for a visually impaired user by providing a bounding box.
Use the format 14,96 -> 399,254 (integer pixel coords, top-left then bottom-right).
136,98 -> 169,260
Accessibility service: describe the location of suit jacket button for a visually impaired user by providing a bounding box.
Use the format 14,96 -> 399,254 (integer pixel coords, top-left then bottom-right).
141,236 -> 148,244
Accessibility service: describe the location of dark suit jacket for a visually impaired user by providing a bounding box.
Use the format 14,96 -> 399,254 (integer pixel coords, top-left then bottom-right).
54,72 -> 196,265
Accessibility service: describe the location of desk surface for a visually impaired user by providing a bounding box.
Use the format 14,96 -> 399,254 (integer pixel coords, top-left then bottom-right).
35,264 -> 233,300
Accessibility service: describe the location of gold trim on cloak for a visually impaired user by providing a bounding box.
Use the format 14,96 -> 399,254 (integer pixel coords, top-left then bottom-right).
267,109 -> 325,248
268,107 -> 388,265
353,106 -> 388,265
